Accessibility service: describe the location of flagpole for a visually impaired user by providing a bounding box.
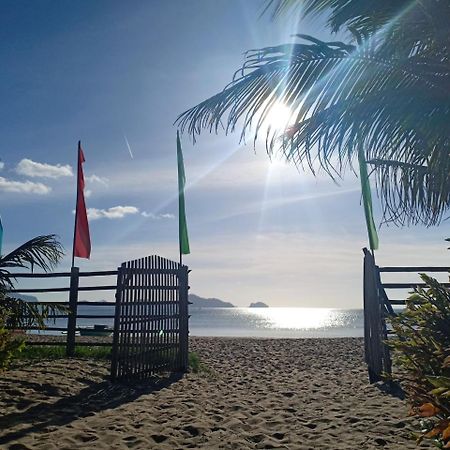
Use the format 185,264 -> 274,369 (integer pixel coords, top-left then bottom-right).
71,141 -> 81,268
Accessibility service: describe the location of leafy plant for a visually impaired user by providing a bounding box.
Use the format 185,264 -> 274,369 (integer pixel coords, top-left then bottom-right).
16,345 -> 112,361
189,351 -> 214,376
0,235 -> 65,329
0,234 -> 65,370
388,274 -> 450,447
0,327 -> 25,370
0,235 -> 64,289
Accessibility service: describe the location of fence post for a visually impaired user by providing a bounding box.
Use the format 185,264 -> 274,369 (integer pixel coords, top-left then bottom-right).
375,266 -> 393,376
363,248 -> 382,383
111,266 -> 123,381
66,266 -> 79,357
178,266 -> 189,372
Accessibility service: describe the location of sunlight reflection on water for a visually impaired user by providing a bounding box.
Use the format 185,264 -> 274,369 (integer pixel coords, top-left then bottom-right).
245,307 -> 346,330
190,307 -> 364,338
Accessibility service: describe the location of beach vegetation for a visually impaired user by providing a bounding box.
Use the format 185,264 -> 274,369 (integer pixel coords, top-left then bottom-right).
189,351 -> 214,376
0,327 -> 25,370
388,274 -> 450,447
0,235 -> 65,370
15,344 -> 112,361
177,0 -> 450,226
14,346 -> 209,373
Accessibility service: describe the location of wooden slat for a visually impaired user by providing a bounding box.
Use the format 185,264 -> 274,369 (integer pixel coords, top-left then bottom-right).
9,287 -> 70,293
379,266 -> 449,273
9,285 -> 117,293
21,314 -> 115,319
7,270 -> 118,278
383,282 -> 450,289
79,270 -> 118,277
24,341 -> 112,347
119,268 -> 181,275
36,301 -> 115,306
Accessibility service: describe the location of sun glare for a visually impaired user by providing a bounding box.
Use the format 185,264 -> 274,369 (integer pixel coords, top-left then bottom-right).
263,102 -> 294,133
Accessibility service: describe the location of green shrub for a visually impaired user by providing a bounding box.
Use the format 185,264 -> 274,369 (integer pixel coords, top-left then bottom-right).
0,327 -> 25,371
389,274 -> 450,447
0,234 -> 65,370
16,345 -> 112,360
189,351 -> 214,376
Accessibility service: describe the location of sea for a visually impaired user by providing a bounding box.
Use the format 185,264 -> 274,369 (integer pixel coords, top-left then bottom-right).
36,307 -> 365,339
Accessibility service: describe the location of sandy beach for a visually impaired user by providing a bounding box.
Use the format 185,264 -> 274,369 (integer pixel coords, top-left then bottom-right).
0,337 -> 432,449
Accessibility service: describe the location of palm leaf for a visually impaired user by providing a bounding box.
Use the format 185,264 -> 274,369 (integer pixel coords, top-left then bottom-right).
369,159 -> 450,225
1,295 -> 66,330
177,34 -> 449,224
0,235 -> 64,288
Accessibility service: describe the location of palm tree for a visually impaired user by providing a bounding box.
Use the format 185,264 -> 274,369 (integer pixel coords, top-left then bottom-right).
177,0 -> 450,226
0,235 -> 65,329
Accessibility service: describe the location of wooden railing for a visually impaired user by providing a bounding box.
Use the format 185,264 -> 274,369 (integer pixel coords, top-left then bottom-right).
7,267 -> 118,356
363,248 -> 449,382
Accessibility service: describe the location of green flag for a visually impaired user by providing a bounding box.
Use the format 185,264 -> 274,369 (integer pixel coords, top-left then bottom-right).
177,131 -> 190,256
0,216 -> 3,255
358,146 -> 379,251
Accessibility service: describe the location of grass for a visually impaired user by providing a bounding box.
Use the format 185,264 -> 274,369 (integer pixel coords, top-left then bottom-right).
16,345 -> 213,375
189,351 -> 214,376
18,345 -> 112,360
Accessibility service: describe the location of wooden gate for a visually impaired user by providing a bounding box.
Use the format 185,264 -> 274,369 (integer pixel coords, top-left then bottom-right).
111,255 -> 189,381
363,248 -> 449,383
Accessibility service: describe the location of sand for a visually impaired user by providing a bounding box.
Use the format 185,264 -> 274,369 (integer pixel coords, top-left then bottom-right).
0,337 -> 433,449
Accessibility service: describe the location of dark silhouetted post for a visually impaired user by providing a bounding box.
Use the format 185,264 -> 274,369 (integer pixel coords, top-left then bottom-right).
178,265 -> 189,372
66,266 -> 79,357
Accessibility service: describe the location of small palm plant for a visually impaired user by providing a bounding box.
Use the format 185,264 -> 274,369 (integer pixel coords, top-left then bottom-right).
0,235 -> 65,369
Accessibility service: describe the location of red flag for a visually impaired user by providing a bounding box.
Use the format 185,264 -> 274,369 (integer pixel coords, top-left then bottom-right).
73,141 -> 91,260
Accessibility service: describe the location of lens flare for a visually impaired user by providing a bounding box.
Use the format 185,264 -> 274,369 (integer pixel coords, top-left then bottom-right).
263,102 -> 293,133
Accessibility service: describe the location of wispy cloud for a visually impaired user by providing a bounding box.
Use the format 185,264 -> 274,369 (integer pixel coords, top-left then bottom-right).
141,212 -> 175,220
0,176 -> 51,195
0,162 -> 4,170
85,174 -> 109,185
16,158 -> 73,179
87,205 -> 139,220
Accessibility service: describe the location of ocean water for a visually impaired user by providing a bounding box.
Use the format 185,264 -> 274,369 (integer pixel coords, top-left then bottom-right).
189,307 -> 364,338
37,307 -> 364,338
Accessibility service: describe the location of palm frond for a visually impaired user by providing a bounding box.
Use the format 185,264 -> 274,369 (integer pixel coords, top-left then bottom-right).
0,235 -> 64,288
369,159 -> 450,226
0,294 -> 67,330
176,35 -> 449,224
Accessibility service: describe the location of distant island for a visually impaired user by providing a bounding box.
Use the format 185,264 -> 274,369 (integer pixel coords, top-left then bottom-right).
189,294 -> 234,308
14,294 -> 38,302
249,302 -> 269,308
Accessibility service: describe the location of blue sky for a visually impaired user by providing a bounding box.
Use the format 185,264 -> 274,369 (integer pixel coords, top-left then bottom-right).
0,1 -> 448,307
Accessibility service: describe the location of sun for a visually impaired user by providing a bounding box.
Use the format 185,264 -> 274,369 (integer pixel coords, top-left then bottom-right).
263,102 -> 294,133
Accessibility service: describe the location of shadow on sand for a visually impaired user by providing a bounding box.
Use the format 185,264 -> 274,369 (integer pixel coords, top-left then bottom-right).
0,372 -> 183,445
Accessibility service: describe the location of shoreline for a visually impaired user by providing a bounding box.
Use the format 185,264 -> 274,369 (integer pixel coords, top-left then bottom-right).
1,337 -> 432,449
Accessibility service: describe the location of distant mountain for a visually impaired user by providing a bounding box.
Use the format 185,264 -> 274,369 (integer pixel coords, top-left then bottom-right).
12,294 -> 38,302
189,294 -> 234,308
249,301 -> 269,308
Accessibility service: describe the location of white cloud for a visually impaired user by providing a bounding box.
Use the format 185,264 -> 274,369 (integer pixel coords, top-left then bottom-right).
16,158 -> 73,179
0,162 -> 4,170
85,174 -> 109,185
87,205 -> 139,221
141,211 -> 175,220
0,176 -> 51,195
85,189 -> 92,198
